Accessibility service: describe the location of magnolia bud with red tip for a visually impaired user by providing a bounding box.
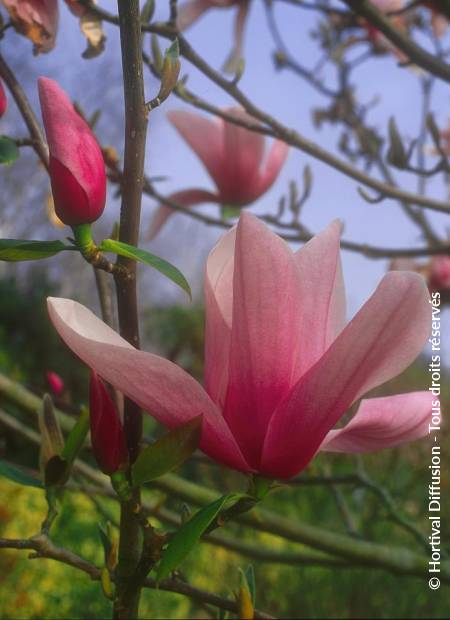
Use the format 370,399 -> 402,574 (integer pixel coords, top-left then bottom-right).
89,371 -> 128,475
0,79 -> 7,118
46,370 -> 65,397
38,77 -> 106,226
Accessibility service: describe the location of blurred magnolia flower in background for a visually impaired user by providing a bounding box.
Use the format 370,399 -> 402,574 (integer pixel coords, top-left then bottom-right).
361,0 -> 410,62
46,370 -> 65,397
0,0 -> 59,53
421,1 -> 449,37
177,0 -> 250,73
0,0 -> 105,56
391,255 -> 450,303
148,108 -> 289,239
49,214 -> 433,480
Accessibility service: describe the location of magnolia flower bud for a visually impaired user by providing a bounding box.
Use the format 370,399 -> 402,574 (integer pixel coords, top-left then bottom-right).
38,77 -> 106,226
46,370 -> 65,397
0,79 -> 7,118
89,371 -> 128,475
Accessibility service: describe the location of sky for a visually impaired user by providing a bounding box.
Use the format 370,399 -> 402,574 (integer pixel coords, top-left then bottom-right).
0,0 -> 449,360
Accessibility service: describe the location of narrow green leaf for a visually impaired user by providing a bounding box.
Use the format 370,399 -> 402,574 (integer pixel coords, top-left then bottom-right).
99,238 -> 191,297
132,416 -> 202,486
0,136 -> 19,165
0,239 -> 75,262
244,564 -> 256,605
141,0 -> 155,24
0,459 -> 43,488
61,407 -> 90,466
98,522 -> 113,562
156,493 -> 243,582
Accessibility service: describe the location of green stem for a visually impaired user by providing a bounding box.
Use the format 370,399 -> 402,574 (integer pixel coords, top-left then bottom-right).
72,224 -> 96,258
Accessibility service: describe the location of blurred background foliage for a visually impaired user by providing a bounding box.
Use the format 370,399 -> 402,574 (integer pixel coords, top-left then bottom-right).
0,275 -> 449,619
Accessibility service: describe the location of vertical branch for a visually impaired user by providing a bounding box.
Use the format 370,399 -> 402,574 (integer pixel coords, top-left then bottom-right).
114,1 -> 148,618
115,0 -> 148,461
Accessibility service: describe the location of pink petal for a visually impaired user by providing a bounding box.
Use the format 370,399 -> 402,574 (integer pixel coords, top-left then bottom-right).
321,392 -> 435,453
168,110 -> 225,183
261,271 -> 431,479
218,108 -> 265,204
176,0 -> 213,30
147,188 -> 219,240
223,0 -> 251,74
47,298 -> 250,472
431,13 -> 449,38
222,213 -> 303,468
0,79 -> 8,118
204,225 -> 236,407
292,220 -> 346,381
254,139 -> 289,197
89,371 -> 128,475
430,256 -> 450,290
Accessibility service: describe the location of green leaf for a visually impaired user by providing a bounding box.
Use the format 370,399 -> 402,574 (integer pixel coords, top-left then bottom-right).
0,136 -> 19,165
61,407 -> 90,466
132,416 -> 202,486
98,522 -> 113,562
244,564 -> 256,605
99,238 -> 191,297
156,493 -> 243,582
141,0 -> 155,24
0,239 -> 74,262
0,459 -> 43,489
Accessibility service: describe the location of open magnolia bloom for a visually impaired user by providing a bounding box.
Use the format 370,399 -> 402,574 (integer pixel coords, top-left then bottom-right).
48,214 -> 433,480
148,108 -> 288,239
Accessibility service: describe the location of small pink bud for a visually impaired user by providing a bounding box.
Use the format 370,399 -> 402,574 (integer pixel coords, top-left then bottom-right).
429,256 -> 450,292
46,371 -> 65,397
38,77 -> 106,226
0,79 -> 7,118
89,371 -> 128,475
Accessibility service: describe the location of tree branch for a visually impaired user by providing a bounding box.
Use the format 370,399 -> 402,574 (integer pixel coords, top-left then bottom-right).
114,1 -> 149,617
0,537 -> 274,619
341,0 -> 450,84
0,52 -> 49,169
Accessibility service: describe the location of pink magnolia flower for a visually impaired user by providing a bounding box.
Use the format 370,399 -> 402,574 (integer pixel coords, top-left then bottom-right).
148,108 -> 288,239
391,255 -> 450,301
177,0 -> 250,73
48,214 -> 433,480
46,370 -> 65,397
0,79 -> 7,118
439,118 -> 450,155
38,77 -> 106,226
89,371 -> 128,475
0,0 -> 59,53
421,2 -> 449,37
362,0 -> 409,62
429,255 -> 450,291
